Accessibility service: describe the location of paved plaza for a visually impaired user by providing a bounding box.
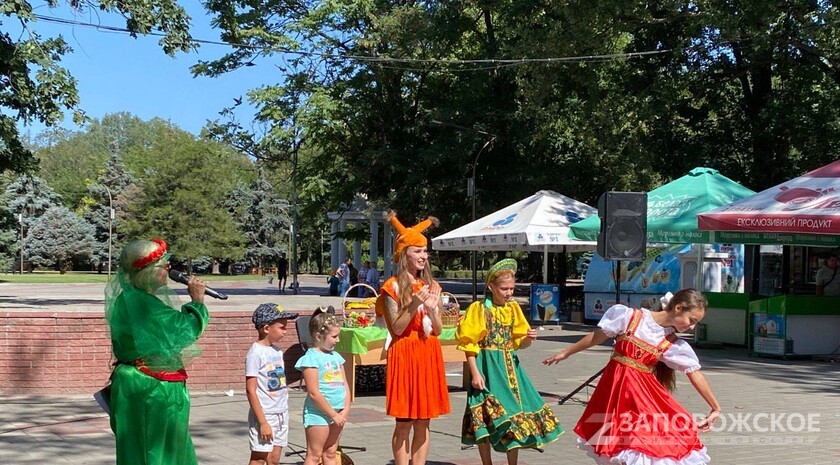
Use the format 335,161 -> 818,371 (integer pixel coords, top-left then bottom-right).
1,276 -> 840,464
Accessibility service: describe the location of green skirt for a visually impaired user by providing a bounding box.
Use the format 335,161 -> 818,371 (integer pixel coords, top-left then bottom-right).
109,365 -> 197,465
461,349 -> 563,452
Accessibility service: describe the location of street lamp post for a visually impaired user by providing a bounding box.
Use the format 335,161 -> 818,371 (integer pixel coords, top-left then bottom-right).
18,213 -> 23,274
291,130 -> 301,295
100,185 -> 114,278
467,136 -> 496,301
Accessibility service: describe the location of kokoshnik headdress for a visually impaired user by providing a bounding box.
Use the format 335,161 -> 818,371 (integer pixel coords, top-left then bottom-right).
484,258 -> 517,308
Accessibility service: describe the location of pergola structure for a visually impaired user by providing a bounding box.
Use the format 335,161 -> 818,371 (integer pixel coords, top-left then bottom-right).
327,197 -> 395,278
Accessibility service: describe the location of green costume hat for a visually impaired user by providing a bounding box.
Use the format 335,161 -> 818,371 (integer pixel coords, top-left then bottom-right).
484,258 -> 517,308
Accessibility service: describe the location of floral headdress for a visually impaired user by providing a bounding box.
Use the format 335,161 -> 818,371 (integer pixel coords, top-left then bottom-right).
131,238 -> 168,269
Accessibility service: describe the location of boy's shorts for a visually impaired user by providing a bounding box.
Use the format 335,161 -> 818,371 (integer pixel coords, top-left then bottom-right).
249,410 -> 289,452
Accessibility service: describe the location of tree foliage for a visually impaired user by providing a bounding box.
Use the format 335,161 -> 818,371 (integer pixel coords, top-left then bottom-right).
226,169 -> 292,269
1,0 -> 194,174
25,205 -> 95,273
198,0 -> 840,231
119,128 -> 251,263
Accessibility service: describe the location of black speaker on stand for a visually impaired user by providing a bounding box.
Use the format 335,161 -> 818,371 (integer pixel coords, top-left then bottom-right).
559,192 -> 647,406
597,192 -> 648,262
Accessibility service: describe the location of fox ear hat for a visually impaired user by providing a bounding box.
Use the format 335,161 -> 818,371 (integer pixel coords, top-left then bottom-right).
389,212 -> 439,263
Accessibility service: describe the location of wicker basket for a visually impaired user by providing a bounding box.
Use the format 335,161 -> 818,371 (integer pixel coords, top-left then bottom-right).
342,283 -> 378,327
440,292 -> 460,328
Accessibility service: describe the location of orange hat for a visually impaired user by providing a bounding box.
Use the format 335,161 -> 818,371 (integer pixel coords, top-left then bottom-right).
389,212 -> 438,262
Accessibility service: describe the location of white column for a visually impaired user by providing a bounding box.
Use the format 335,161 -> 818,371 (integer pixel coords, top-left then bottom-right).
330,220 -> 339,270
383,221 -> 394,277
353,237 -> 362,266
338,218 -> 347,264
369,217 -> 379,267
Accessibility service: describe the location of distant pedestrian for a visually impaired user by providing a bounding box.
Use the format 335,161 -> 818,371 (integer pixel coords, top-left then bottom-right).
277,254 -> 289,293
356,262 -> 369,297
816,253 -> 840,296
543,289 -> 721,465
327,271 -> 340,297
363,261 -> 380,297
337,258 -> 351,297
246,303 -> 299,465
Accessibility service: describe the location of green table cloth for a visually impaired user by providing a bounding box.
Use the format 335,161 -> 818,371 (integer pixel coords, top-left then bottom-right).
337,326 -> 457,354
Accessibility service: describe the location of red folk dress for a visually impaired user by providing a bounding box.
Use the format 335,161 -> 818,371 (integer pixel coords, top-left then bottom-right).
575,305 -> 710,465
379,276 -> 451,419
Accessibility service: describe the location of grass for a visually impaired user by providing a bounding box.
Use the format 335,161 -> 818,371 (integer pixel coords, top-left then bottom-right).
0,271 -> 269,284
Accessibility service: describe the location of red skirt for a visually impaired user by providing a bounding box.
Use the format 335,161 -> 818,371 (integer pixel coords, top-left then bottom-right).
574,360 -> 706,463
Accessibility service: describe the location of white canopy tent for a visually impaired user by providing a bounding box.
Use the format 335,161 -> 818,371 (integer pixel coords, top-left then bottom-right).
432,190 -> 597,283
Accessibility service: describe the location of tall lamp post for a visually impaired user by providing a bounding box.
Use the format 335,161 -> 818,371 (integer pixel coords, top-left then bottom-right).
100,185 -> 114,278
18,213 -> 23,274
467,136 -> 496,301
291,127 -> 302,295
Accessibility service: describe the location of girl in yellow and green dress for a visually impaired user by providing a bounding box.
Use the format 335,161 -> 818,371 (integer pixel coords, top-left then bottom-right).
456,258 -> 563,465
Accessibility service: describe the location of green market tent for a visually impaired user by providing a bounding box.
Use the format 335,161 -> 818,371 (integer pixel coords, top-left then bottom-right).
570,167 -> 756,244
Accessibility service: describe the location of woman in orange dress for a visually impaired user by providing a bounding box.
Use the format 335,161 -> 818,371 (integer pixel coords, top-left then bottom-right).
377,212 -> 450,465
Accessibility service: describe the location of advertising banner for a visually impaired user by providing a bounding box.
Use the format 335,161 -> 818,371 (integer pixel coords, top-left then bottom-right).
530,284 -> 565,323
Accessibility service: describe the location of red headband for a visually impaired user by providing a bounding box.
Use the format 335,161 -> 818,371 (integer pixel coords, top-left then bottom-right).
132,239 -> 168,269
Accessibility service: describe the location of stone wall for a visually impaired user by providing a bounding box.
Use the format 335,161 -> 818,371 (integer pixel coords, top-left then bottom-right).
0,311 -> 306,395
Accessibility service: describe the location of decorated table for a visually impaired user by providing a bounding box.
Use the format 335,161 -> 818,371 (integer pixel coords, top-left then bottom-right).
336,326 -> 469,401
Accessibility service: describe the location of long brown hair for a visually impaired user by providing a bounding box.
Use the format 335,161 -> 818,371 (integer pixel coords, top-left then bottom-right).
395,246 -> 436,314
654,289 -> 708,392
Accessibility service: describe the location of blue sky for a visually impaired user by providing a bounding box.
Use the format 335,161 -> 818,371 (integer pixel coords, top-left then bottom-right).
16,3 -> 275,138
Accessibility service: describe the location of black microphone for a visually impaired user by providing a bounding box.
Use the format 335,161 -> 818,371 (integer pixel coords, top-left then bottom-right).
168,269 -> 229,300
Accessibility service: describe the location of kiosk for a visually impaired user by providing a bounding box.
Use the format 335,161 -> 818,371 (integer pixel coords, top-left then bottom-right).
749,295 -> 840,356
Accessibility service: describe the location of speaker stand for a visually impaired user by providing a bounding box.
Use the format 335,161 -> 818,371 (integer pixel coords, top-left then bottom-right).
614,262 -> 621,306
558,367 -> 605,405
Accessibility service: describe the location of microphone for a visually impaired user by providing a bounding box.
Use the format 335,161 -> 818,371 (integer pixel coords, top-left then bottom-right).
168,269 -> 229,300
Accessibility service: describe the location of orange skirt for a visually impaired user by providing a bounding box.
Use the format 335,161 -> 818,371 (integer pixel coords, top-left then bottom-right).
385,330 -> 451,419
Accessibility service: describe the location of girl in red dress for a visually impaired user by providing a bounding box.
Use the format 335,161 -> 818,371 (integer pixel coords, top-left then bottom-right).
377,212 -> 450,465
544,289 -> 721,465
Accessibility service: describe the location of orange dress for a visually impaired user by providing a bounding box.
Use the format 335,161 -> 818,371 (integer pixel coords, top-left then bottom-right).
379,277 -> 451,419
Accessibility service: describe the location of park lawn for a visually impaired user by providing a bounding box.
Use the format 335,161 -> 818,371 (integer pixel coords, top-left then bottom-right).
0,272 -> 267,284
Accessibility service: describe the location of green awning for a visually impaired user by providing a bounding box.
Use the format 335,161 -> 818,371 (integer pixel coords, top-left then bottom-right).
570,167 -> 756,244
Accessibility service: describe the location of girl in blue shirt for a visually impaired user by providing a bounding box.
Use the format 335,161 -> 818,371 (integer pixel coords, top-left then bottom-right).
295,309 -> 350,465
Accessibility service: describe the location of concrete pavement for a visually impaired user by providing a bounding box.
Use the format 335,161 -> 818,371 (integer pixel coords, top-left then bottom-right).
2,276 -> 840,464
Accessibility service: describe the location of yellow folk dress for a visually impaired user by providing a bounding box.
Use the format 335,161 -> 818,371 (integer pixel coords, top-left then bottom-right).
456,300 -> 563,452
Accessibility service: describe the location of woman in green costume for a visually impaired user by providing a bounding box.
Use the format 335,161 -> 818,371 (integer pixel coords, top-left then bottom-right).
456,258 -> 563,465
105,239 -> 210,465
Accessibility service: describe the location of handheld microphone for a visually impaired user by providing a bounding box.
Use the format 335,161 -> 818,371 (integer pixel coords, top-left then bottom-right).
168,269 -> 229,300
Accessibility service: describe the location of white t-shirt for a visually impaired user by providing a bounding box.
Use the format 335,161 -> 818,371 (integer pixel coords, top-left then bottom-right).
245,342 -> 289,414
598,304 -> 701,373
816,265 -> 840,296
337,263 -> 350,285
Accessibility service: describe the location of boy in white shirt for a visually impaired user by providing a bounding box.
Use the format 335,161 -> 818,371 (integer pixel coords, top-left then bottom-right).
246,303 -> 299,465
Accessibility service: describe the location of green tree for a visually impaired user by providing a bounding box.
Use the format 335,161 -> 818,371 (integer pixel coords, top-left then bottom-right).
226,170 -> 292,270
2,1 -> 195,175
121,131 -> 250,266
81,152 -> 137,271
5,174 -> 62,227
0,175 -> 19,271
25,205 -> 95,273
